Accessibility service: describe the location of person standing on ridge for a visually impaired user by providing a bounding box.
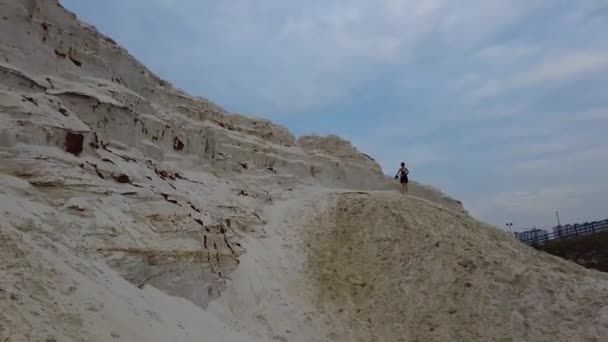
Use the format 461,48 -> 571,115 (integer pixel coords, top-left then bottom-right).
395,162 -> 409,194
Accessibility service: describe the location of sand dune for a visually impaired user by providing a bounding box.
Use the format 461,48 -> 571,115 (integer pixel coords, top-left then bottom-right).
1,1 -> 607,341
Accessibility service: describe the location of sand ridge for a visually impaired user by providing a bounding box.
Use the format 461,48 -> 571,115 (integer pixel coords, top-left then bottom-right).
1,1 -> 607,341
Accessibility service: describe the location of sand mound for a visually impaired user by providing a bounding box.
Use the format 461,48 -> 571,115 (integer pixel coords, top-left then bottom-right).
1,1 -> 608,341
305,192 -> 608,341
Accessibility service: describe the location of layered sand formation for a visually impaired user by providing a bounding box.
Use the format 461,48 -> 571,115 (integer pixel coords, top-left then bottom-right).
1,1 -> 607,341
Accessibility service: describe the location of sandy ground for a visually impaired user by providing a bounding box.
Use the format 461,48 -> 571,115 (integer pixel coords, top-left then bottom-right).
305,192 -> 608,342
207,187 -> 333,341
2,1 -> 608,341
2,180 -> 608,341
0,200 -> 254,342
0,181 -> 323,342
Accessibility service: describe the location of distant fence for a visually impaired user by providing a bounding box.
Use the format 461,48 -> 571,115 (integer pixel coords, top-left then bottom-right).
516,221 -> 608,247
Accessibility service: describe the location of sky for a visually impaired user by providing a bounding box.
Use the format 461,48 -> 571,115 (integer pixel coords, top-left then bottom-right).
59,0 -> 608,231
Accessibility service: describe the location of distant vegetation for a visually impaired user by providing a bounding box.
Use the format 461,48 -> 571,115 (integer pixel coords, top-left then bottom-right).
539,231 -> 608,273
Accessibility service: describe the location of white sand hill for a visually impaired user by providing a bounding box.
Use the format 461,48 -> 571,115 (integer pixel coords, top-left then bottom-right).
1,1 -> 607,341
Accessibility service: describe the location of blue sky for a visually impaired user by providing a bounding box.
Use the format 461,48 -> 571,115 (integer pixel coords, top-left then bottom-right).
60,0 -> 608,231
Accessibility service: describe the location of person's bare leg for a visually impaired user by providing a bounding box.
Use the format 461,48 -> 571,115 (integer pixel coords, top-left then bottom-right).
405,183 -> 408,194
400,183 -> 405,194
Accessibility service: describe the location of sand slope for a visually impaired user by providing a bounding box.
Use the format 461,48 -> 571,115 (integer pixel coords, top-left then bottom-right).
1,1 -> 608,341
305,193 -> 608,341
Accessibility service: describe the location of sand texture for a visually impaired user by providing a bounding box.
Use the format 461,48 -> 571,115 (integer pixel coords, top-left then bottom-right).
1,1 -> 607,341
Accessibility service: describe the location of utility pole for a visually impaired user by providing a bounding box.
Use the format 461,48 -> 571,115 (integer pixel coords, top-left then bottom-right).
556,211 -> 561,226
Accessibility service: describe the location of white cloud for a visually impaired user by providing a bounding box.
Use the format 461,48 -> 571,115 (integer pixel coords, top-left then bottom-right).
471,50 -> 608,99
522,51 -> 608,85
107,0 -> 552,114
564,107 -> 608,122
504,146 -> 608,175
472,182 -> 608,230
401,147 -> 450,167
473,44 -> 541,64
563,1 -> 608,25
495,187 -> 584,213
436,0 -> 547,49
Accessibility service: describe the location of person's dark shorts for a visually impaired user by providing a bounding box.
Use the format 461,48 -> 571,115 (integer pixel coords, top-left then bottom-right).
400,175 -> 408,184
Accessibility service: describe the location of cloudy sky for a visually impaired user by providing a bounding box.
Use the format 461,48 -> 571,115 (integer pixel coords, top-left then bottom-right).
60,0 -> 608,231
